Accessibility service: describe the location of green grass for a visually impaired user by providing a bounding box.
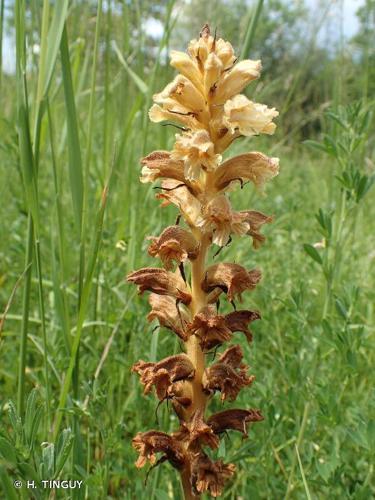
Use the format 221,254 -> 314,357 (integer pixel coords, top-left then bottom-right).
0,1 -> 374,499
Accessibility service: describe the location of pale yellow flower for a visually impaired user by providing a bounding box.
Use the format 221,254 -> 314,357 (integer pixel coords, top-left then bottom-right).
214,60 -> 262,103
153,75 -> 206,114
223,94 -> 278,136
171,130 -> 222,180
169,50 -> 204,93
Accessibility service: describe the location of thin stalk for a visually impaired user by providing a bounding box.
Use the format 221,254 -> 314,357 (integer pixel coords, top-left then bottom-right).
240,0 -> 264,59
17,215 -> 34,415
285,402 -> 310,499
0,0 -> 5,90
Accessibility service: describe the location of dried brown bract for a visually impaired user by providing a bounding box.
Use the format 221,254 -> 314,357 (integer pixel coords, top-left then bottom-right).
128,24 -> 279,498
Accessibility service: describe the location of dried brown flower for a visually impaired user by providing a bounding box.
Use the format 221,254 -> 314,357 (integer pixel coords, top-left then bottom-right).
148,226 -> 199,269
207,408 -> 264,437
202,345 -> 255,401
132,354 -> 195,400
132,431 -> 185,469
147,293 -> 190,340
127,267 -> 191,304
202,263 -> 262,302
191,454 -> 236,497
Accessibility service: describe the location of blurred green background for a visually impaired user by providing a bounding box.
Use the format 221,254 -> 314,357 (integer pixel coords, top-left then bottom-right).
0,0 -> 374,498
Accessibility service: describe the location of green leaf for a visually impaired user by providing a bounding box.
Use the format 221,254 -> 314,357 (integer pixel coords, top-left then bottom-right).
302,140 -> 328,154
112,41 -> 148,95
0,466 -> 18,500
303,244 -> 323,265
55,429 -> 74,477
42,443 -> 55,478
60,26 -> 84,232
0,437 -> 17,466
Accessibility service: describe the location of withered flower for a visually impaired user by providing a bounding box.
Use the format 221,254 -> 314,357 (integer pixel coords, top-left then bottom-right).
140,151 -> 186,185
199,195 -> 250,247
174,410 -> 219,451
127,267 -> 191,304
213,152 -> 279,191
203,345 -> 255,401
191,454 -> 236,497
207,408 -> 264,437
147,294 -> 190,340
132,431 -> 185,469
129,24 -> 279,498
148,226 -> 199,270
132,354 -> 195,401
202,263 -> 262,302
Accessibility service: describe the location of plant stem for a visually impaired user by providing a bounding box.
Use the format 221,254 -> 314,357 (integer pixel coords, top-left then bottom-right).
17,215 -> 34,415
181,469 -> 199,499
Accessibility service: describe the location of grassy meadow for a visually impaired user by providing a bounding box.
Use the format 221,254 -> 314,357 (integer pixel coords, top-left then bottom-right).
0,0 -> 374,498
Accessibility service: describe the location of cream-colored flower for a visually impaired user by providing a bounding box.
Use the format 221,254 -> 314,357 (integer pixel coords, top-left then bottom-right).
169,50 -> 204,93
171,131 -> 222,181
153,75 -> 206,114
149,102 -> 202,131
156,179 -> 203,227
204,52 -> 223,94
213,152 -> 279,191
198,195 -> 250,246
188,25 -> 236,70
214,60 -> 262,103
223,94 -> 278,136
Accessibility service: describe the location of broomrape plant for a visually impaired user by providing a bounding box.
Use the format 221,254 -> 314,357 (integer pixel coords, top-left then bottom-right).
127,25 -> 279,498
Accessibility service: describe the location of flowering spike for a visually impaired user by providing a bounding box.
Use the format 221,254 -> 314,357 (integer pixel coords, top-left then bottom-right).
128,24 -> 279,498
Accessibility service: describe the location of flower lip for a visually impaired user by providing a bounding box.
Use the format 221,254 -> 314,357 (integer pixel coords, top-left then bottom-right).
223,94 -> 279,137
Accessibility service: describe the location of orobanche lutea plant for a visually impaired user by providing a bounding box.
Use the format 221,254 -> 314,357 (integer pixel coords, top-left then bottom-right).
128,25 -> 279,498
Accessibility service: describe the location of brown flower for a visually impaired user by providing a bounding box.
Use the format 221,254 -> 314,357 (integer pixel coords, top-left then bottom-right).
156,179 -> 203,227
148,226 -> 199,270
199,195 -> 250,247
173,410 -> 219,451
191,453 -> 236,497
188,307 -> 260,350
132,430 -> 185,469
224,309 -> 261,343
239,210 -> 273,248
132,354 -> 195,401
202,263 -> 261,302
202,345 -> 254,401
207,408 -> 264,437
127,267 -> 191,304
213,152 -> 279,191
188,306 -> 232,351
147,294 -> 190,341
140,151 -> 186,185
